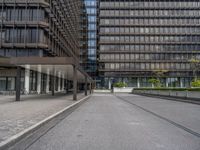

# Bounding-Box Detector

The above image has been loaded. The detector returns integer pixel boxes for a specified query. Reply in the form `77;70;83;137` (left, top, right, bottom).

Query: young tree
148;78;161;87
151;69;169;87
189;58;200;81
191;80;200;87
153;69;169;78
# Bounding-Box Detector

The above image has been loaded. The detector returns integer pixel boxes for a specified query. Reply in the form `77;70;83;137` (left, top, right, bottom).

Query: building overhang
0;57;93;83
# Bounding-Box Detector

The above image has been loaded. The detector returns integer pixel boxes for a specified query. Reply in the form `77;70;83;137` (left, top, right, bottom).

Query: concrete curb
133;93;200;105
0;95;91;150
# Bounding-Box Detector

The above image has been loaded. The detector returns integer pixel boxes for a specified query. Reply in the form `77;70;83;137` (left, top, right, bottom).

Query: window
0;77;6;91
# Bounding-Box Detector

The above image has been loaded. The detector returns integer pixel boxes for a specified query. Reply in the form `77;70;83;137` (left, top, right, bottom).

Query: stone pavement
0;92;86;143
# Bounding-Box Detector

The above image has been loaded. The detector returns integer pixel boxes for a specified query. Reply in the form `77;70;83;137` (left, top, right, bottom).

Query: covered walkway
0;57;94;101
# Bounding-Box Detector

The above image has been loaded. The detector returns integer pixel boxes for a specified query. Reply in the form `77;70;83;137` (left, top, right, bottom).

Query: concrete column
37;66;41;94
166;78;169;87
180;78;184;88
46;69;50;93
51;75;55;96
137;78;140;88
58;72;61;92
51;67;55;96
85;76;87;96
11;78;15;90
16;66;21;101
62;74;65;91
94;79;96;89
24;65;30;94
90;82;92;94
108;78;111;90
77;83;79;93
73;65;77;100
66;80;68;94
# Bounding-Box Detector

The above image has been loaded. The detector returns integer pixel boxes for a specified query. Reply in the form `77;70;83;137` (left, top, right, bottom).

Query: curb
133;93;200;105
0;95;91;150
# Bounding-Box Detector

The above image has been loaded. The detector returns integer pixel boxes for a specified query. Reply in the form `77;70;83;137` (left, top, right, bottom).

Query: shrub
113;82;127;88
148;78;161;87
191;80;200;87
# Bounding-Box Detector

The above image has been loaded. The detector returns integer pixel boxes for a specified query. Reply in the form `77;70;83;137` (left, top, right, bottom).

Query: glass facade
84;0;97;78
98;0;200;88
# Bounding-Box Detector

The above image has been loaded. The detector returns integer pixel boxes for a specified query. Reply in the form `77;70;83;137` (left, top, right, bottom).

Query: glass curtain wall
84;0;97;79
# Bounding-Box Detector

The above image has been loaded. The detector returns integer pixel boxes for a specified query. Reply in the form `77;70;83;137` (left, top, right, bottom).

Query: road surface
27;93;200;150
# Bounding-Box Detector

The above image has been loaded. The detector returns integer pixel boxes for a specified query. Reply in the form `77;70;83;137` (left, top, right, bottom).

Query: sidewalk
0;92;86;143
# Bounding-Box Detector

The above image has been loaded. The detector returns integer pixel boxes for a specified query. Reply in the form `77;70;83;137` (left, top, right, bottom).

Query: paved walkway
27;93;200;150
0;92;86;143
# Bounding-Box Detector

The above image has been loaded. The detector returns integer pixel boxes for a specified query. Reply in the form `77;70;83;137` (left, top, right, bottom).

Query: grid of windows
100;62;191;70
100;45;200;52
99;1;200;8
98;0;200;87
84;0;97;77
100;10;200;17
0;0;82;58
100;53;200;61
100;18;200;26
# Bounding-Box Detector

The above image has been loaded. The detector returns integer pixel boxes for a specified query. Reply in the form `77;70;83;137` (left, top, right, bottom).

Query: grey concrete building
97;0;200;88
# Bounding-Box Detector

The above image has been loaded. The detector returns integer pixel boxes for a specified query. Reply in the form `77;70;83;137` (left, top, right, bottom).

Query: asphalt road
27;94;200;150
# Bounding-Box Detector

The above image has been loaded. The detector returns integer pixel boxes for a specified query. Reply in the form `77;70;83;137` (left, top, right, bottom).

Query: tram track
115;95;200;138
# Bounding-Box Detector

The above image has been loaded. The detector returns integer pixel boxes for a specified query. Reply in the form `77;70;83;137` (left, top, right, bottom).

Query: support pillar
90;82;92;94
85;76;87;96
66;80;68;94
73;65;77;100
58;72;61;92
77;83;79;93
137;78;140;88
37;66;41;94
51;75;55;96
16;66;21;101
51;67;55;96
108;78;111;90
24;65;30;94
166;78;169;87
11;78;15;90
180;78;184;88
62;74;65;91
46;69;50;93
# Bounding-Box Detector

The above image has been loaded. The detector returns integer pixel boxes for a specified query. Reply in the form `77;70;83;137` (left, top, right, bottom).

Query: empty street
27;94;200;150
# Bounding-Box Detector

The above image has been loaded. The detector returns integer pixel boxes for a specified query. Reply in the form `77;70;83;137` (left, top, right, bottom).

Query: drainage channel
115;95;200;138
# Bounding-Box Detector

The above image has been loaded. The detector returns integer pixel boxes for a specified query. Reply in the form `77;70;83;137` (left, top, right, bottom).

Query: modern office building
80;2;89;71
98;0;200;88
84;0;98;79
0;0;89;93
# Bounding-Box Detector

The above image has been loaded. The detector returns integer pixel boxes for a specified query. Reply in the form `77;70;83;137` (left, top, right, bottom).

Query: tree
148;78;161;87
151;69;169;87
191;80;200;87
189;58;200;81
153;69;169;78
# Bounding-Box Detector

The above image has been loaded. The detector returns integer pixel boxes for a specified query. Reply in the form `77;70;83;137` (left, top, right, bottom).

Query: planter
113;87;134;93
